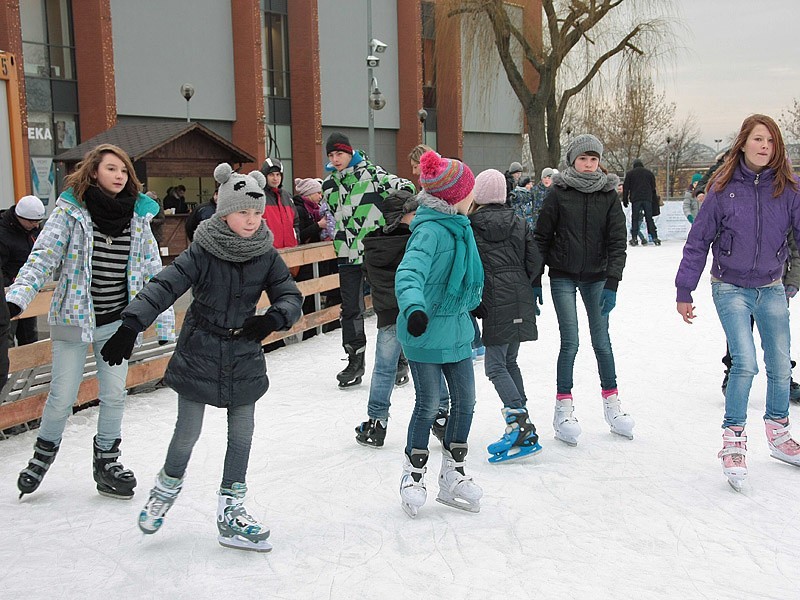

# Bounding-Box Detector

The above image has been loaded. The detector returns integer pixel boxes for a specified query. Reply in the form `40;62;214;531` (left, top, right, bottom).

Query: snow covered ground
2;240;800;600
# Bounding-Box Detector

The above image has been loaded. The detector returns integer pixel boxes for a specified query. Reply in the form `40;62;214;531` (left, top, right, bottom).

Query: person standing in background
623;159;660;246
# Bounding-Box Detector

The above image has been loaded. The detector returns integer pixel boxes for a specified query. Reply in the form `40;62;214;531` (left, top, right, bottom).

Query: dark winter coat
362;224;410;328
470;205;543;345
622;164;657;205
121;243;303;408
675;159;800;302
0;207;41;286
534;181;627;286
185;200;216;242
0;254;8;386
263;186;299;249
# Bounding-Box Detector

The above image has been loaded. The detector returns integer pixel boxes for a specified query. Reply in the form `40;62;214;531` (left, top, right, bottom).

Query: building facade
0;0;537;210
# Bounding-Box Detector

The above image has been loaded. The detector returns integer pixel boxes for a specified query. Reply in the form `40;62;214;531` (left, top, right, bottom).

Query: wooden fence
0;242;340;437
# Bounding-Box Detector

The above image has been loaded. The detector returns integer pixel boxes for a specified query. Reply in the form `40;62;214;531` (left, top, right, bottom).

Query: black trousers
631;200;658;239
338;262;366;352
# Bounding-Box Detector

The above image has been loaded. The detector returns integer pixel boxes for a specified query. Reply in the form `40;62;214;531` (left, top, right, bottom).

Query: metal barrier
0;242;340;437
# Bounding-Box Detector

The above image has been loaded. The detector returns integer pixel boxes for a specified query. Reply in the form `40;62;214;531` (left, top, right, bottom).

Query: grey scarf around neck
555;167;619;194
193;214;274;262
417;190;457;214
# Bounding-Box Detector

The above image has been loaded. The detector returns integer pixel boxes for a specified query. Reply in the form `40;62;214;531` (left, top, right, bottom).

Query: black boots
337;345;366;388
355;418;387;448
18;438;60;499
93;436;137;499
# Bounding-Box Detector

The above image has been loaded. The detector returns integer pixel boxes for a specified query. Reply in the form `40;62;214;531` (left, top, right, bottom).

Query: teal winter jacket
395;194;483;364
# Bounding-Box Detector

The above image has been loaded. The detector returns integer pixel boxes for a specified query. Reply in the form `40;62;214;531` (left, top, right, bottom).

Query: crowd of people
3;113;800;549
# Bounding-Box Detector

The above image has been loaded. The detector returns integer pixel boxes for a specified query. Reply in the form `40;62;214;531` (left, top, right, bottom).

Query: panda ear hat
248;170;266;189
213;163;267;217
214;163;233;185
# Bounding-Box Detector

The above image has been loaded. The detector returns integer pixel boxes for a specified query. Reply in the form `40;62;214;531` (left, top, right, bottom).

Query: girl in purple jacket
675;114;800;490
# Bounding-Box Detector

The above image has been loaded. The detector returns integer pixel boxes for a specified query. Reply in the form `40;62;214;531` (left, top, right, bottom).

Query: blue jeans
712;282;791;427
164;396;256;488
405;358;475;454
39;321;129;449
367;325;449;420
550;278;617;394
484;342;527;409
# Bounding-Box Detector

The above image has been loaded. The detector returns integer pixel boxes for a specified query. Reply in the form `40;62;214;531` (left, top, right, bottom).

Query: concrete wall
462;132;524;176
321;126;399;177
110;0;236;121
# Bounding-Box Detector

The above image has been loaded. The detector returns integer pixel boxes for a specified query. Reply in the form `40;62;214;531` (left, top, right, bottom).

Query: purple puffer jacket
675;159;800;303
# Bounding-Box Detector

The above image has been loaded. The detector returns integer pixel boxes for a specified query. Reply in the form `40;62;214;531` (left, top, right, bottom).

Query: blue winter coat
395;198;483;364
675;159;800;303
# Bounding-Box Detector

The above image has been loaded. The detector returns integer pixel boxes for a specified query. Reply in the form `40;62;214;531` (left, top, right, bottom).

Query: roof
55;121;255;164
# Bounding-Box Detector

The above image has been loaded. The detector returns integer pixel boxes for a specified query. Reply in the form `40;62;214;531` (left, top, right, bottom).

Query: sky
2;220;800;599
662;0;798;149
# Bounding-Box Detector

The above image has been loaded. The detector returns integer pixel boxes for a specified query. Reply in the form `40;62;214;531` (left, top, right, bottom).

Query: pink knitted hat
473;169;507;205
294;177;322;197
419;151;475;205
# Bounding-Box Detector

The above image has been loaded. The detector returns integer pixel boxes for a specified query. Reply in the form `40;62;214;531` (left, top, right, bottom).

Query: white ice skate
139;470;183;534
217;483;272;552
603;393;635;440
436;443;482;513
553;398;581;446
400;449;429;518
719;427;747;492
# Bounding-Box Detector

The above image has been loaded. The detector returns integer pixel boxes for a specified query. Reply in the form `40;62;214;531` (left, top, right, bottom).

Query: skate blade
610;428;634;440
338;377;363;389
435;495;480;513
218;534;273;553
727;478;746;492
355;438;384;449
554;434;578;447
401;501;419;518
488;443;542;464
770;452;800;467
97;488;134;500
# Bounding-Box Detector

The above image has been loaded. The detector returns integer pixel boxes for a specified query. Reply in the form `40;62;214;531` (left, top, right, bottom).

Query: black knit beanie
326;132;353;156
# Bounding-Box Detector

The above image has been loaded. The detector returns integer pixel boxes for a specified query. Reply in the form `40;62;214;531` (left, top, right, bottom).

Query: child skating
101;163;302;550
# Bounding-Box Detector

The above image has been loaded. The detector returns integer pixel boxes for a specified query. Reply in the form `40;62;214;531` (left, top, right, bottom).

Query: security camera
371;39;388;54
366;55;380;68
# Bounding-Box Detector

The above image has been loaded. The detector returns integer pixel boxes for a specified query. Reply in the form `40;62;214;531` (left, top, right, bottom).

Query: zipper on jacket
580;195;588;275
752;172;761;273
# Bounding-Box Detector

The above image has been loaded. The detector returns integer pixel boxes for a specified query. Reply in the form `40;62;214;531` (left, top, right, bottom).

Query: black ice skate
337;345;365;388
355;418;387;448
395;352;409;387
18;438;60;499
93;437;137;499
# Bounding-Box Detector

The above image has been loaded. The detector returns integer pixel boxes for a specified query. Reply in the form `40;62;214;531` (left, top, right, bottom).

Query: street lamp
418;109;428;146
180;83;194;123
665;136;672;200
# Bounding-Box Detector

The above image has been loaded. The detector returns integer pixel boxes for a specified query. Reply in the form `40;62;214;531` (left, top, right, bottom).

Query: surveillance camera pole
367;0;375;160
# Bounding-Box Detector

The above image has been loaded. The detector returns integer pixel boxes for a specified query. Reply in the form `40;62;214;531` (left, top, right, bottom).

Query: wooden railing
0;242;340;435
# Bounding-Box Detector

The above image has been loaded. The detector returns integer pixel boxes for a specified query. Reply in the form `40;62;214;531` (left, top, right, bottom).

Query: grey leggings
163;396;256;488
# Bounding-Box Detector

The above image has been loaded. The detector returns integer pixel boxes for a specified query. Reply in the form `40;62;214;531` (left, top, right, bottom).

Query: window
261;3;292;167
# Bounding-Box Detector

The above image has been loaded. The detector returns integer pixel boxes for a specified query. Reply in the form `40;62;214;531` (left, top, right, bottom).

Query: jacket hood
363;229;410;269
469;205;516;243
325;150;365;173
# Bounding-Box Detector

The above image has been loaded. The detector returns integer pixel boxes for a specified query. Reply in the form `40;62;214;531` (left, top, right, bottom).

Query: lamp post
365;0;387;159
180;83;194;123
418;109;428;146
665;136;672;200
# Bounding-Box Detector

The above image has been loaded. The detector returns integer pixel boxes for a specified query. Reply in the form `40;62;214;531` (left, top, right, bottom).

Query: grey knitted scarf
555;166;620;194
193;214;274;262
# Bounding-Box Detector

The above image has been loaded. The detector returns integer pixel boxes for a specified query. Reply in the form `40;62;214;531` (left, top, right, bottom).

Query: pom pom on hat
566;134;604;166
473;169;507;205
213;163;267;217
419;151;475;205
15;195;46;220
294;177;322;197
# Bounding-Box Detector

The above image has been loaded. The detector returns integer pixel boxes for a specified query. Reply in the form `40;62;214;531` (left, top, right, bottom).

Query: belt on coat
189;311;243;339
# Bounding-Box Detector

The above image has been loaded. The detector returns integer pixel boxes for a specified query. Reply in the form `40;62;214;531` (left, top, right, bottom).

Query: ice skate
355;418;387;448
487;407;542;463
400;449;429;518
721;369;729;397
139;470;184;534
17;438;60;499
217;483;272;552
337;345;365;388
765;418;800;467
436;443;482;513
431;409;448;444
553;396;581;446
718;426;747;492
93;437;137;499
791;380;800;402
602;392;635;440
395;353;409;387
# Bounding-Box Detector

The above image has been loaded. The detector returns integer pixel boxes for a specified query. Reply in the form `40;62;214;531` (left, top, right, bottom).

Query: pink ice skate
718;426;747;491
765;418;800;467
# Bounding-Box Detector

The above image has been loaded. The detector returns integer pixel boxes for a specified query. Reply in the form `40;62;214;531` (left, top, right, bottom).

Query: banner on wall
30;157;54;206
623;200;690;242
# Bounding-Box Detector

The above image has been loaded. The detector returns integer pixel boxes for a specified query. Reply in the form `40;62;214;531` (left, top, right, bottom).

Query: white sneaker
436;443;482;513
553;397;581;446
603;393;635;440
400;449;429;518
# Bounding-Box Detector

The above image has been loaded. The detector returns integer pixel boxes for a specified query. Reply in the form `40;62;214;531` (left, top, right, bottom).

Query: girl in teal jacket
395;151;484;517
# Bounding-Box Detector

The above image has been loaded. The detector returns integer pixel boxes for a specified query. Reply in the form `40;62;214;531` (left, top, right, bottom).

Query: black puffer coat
0;207;41;286
362;224;410;328
534;181;627;285
470;205;543;346
121;243;302;408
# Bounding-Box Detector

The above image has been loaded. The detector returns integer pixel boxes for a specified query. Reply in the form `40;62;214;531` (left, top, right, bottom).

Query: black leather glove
470;303;488;319
407;310;428;337
7;302;21;318
101;324;138;366
158;340;170;346
239;312;283;342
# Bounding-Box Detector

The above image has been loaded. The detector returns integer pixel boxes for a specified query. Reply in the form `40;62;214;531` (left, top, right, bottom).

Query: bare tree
780;98;800;143
445;0;676;175
660;115;702;198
